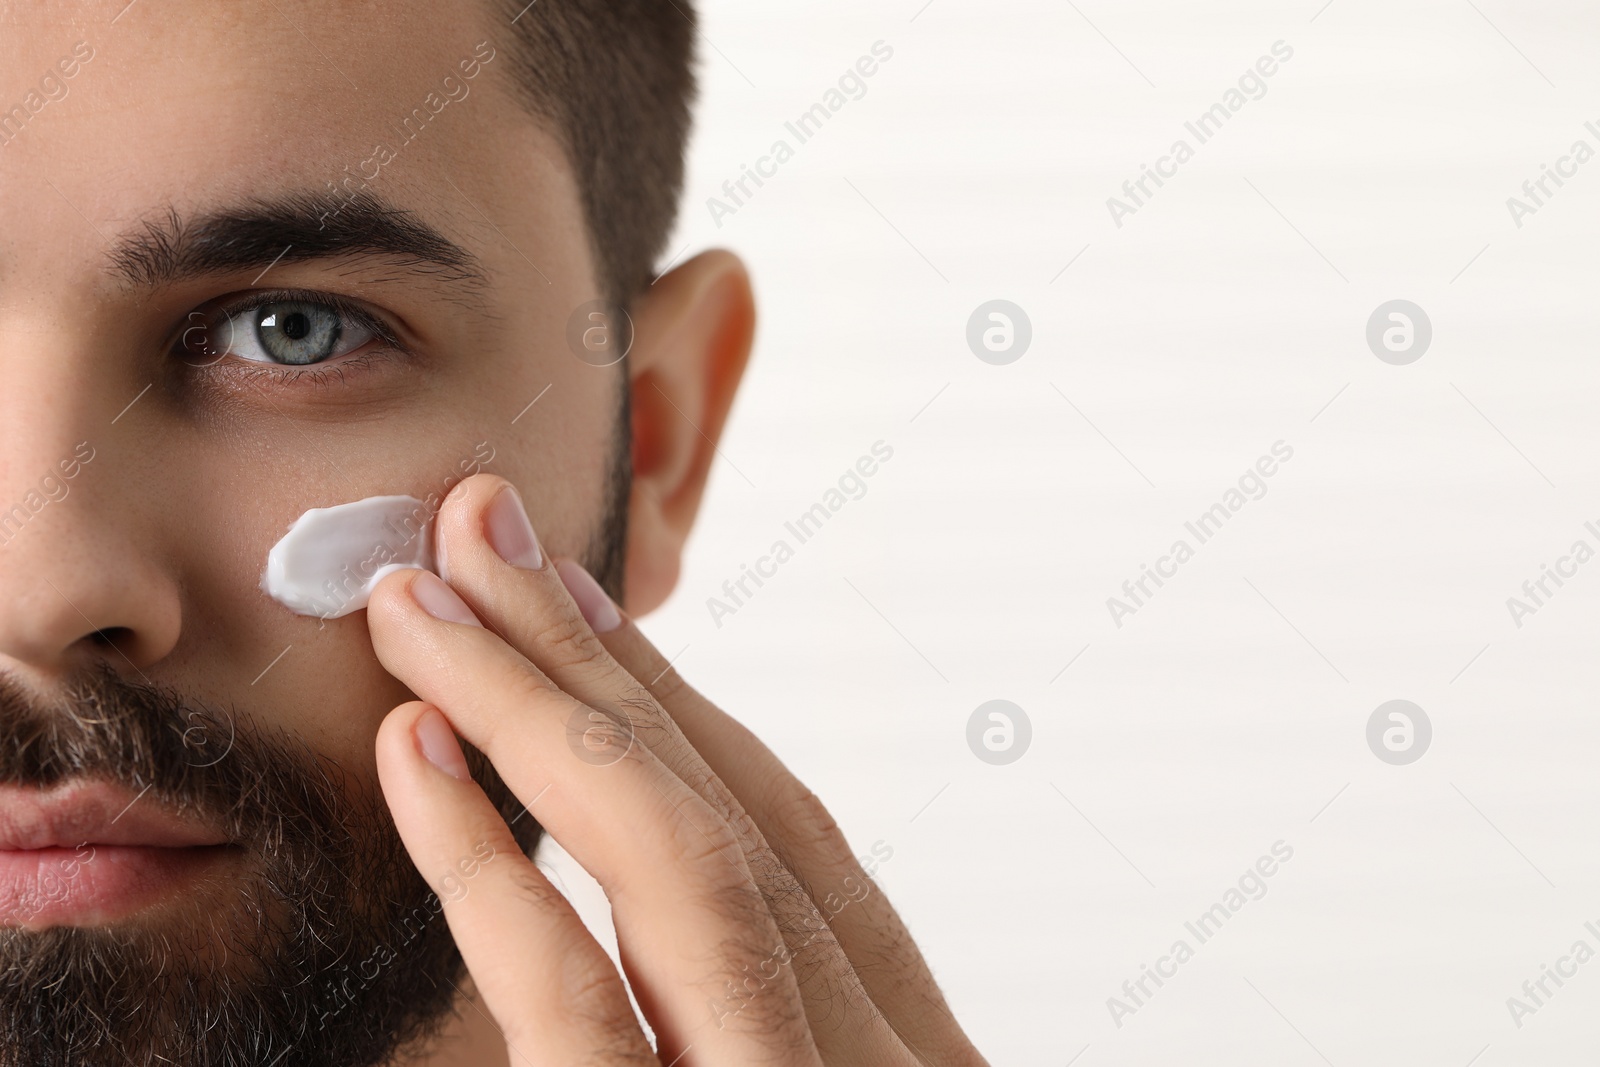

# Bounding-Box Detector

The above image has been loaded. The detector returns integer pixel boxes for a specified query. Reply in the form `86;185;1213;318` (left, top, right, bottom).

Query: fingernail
556;559;622;633
434;518;451;584
414;707;471;782
485;485;542;570
411;570;483;627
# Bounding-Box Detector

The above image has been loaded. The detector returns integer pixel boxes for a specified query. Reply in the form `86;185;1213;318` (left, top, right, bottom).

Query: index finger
374;699;650;1066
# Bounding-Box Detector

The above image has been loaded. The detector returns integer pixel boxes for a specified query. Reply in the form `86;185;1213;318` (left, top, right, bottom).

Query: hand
365;474;988;1066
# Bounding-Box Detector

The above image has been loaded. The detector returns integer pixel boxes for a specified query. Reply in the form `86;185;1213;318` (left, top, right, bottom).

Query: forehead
0;0;537;261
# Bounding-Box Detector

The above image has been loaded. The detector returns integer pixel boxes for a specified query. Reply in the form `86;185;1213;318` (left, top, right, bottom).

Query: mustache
0;663;469;1065
0;661;349;848
0;661;537;856
0;661;545;1065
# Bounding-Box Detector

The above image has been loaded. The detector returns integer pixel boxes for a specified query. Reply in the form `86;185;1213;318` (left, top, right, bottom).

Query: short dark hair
495;0;698;307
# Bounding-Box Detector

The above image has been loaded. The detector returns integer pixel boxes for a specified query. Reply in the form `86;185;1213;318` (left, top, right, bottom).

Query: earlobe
620;250;755;616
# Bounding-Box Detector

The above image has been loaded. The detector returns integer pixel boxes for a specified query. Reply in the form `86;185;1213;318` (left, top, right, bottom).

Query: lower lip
0;844;238;928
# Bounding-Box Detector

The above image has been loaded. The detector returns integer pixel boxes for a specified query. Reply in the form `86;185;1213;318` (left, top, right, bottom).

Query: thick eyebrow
107;191;490;303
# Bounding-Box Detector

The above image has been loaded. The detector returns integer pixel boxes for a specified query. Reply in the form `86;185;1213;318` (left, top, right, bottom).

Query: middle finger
366;568;820;1066
432;474;910;1059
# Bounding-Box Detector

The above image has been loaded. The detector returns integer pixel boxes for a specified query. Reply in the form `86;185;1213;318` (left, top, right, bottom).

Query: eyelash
173;288;407;387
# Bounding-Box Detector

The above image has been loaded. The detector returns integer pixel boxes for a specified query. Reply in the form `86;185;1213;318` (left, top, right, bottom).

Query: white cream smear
262;495;437;618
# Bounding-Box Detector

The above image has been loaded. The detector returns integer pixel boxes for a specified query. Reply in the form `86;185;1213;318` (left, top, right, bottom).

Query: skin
0;0;987;1063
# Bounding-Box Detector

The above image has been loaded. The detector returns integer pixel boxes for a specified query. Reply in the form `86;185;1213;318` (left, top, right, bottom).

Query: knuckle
507;959;651;1065
500;856;568;913
474;660;562;755
557;955;633;1025
773;783;852;866
667;799;747;875
719;800;766;853
565;701;644;768
432;820;515;896
748;846;814;925
528;609;607;671
647;660;695;703
706;934;814;1047
743;850;857;983
502;658;563;709
673;758;730;812
494;880;656;1062
611;685;669;745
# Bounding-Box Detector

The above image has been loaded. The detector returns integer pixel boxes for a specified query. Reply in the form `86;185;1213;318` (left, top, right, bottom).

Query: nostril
90;627;134;650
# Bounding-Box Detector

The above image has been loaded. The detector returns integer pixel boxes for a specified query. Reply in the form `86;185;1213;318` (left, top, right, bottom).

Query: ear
622;249;755;616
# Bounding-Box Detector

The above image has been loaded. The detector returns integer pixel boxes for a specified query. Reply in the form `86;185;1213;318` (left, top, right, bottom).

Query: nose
0;393;182;682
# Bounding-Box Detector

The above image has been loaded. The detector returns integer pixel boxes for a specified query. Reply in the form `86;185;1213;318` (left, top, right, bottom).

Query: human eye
174;290;400;372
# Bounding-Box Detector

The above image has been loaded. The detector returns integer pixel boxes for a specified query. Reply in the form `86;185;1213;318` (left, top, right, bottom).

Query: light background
539;1;1600;1062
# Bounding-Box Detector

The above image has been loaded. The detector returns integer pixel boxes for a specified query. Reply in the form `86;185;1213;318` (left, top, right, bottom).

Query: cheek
490;416;618;562
446;333;623;566
167;453;440;769
179;494;414;769
165;309;616;771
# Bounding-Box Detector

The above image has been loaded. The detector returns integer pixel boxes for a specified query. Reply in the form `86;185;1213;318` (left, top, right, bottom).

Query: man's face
0;0;626;1061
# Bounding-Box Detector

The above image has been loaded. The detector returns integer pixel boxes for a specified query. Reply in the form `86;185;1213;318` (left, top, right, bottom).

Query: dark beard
0;662;538;1067
0;423;630;1065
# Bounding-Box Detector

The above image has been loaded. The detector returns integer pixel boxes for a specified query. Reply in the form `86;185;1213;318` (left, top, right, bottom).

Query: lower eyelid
206;345;407;391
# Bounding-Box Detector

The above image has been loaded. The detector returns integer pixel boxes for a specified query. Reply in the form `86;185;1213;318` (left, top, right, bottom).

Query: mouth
0;779;239;929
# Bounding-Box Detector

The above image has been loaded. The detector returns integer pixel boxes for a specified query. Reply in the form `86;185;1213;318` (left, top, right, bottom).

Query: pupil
282;312;311;341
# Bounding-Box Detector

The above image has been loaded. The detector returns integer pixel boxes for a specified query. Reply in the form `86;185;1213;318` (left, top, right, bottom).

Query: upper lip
0;779;229;850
